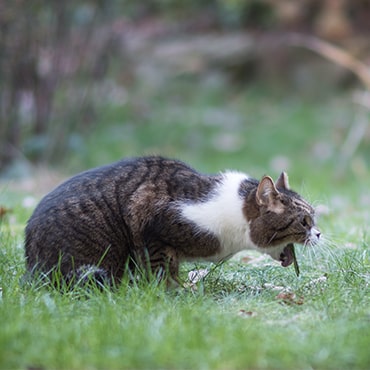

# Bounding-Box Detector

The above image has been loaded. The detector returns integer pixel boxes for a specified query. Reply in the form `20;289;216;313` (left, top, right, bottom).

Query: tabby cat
25;156;320;286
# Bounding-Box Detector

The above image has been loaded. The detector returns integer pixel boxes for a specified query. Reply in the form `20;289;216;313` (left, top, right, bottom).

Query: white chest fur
179;171;258;262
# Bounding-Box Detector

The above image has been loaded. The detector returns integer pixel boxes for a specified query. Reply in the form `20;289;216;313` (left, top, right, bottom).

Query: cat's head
244;172;320;267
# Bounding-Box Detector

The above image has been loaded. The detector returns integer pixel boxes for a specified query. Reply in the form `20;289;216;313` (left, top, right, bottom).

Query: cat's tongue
280;244;295;267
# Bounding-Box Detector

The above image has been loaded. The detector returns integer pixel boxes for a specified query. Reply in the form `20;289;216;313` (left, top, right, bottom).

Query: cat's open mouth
280;243;300;276
280;244;294;267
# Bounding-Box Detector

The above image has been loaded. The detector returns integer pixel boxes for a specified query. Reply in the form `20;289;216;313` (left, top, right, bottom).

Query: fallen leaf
241;256;253;263
188;269;209;284
276;292;304;305
238;309;257;318
0;206;12;220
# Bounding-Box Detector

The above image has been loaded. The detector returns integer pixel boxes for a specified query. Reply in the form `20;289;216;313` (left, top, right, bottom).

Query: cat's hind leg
135;244;181;288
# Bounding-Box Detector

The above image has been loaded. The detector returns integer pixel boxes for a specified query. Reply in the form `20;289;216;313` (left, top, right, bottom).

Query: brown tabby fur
24;156;320;287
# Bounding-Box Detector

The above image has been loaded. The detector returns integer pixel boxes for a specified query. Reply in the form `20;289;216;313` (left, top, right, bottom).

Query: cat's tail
21;263;112;291
67;264;112;290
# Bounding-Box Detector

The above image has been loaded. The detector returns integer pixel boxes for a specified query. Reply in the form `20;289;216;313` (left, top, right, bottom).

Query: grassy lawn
0;80;369;369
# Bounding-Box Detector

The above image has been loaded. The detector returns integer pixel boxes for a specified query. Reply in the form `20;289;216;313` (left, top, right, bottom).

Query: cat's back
28;157;136;217
28;156;214;220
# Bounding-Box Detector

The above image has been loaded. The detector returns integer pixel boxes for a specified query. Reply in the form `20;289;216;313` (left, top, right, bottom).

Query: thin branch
287;33;370;90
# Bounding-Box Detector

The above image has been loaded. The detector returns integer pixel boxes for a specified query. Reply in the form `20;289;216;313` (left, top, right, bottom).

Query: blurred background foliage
0;0;369;194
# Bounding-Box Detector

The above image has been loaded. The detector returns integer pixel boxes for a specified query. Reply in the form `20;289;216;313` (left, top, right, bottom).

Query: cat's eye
301;216;312;228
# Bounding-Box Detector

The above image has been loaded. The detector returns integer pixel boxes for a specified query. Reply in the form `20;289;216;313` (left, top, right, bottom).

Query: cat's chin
263;243;294;267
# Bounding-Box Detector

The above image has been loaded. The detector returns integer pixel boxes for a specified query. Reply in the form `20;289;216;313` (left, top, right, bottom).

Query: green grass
1;80;369;369
0;219;369;369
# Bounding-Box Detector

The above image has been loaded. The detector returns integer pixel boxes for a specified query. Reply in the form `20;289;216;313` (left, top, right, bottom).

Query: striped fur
24;156;320;287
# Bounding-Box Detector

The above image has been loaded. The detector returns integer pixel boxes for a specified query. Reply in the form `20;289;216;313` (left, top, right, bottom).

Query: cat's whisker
300;232;341;272
267;232;278;246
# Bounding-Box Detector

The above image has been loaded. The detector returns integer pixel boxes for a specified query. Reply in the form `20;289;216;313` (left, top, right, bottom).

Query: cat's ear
256;176;279;207
276;172;290;190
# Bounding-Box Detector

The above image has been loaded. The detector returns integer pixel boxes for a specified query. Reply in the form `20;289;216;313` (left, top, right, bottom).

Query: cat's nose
311;227;320;241
313;228;320;239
